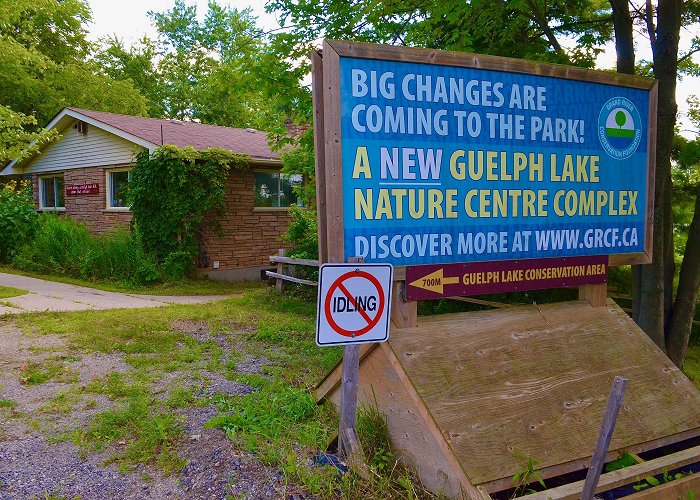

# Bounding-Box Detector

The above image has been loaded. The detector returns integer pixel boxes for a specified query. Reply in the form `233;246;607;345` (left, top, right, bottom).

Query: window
254;172;303;208
39;175;65;210
107;168;132;209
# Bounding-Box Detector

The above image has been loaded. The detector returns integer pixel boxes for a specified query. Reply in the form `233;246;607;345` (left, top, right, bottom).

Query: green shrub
160;251;192;282
12;214;159;285
283;205;318;260
0;179;38;262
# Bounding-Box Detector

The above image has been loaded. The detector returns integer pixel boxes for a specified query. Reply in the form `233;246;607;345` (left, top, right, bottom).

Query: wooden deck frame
524;444;700;500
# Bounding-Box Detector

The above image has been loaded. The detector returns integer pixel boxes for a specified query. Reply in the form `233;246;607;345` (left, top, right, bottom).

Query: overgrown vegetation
128;145;249;275
11;214;161;285
0;180;38;262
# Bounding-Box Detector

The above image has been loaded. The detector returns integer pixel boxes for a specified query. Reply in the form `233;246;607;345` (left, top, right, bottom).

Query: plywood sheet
388;299;700;486
326;344;477;497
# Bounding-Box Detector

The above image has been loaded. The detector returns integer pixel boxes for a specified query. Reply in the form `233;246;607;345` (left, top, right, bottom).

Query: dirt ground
0;323;292;500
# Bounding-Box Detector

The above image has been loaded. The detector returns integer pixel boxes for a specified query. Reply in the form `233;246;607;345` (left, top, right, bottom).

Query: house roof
67;108;280;161
2;107;282;175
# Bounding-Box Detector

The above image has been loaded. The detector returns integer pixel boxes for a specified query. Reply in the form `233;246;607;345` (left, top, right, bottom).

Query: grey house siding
24;121;143;174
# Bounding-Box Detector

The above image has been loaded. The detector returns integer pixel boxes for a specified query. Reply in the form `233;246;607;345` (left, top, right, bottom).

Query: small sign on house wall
66;183;99;196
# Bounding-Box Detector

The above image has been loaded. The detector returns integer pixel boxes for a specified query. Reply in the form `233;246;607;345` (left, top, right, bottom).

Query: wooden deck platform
316;299;700;498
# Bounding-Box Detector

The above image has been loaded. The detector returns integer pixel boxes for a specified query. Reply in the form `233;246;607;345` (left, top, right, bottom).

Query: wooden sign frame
309;42;700;500
313;40;658;271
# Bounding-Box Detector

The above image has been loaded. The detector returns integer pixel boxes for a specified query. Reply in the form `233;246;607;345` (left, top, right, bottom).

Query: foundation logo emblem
598;97;642;160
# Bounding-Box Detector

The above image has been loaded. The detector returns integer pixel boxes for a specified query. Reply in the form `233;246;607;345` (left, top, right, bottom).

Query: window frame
38;174;65;211
253;170;304;210
105;167;133;211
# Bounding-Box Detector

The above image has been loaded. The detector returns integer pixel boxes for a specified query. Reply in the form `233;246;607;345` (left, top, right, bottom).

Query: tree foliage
0;107;59;165
0;0;147;123
96;0;309;131
267;0;612;66
0;0;148;163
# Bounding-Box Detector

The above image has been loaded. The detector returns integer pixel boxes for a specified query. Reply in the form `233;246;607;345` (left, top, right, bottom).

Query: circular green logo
598;97;642;160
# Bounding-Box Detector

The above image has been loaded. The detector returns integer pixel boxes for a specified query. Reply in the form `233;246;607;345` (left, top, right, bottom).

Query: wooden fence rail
267;249;320;292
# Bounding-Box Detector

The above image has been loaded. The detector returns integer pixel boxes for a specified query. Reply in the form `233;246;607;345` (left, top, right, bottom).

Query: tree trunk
632;266;642;322
667;182;700;366
609;0;635;74
636;0;681;351
608;0;641;322
663;177;675;331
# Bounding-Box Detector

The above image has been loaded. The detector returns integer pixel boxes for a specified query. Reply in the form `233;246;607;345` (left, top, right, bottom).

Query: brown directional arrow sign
405;256;609;301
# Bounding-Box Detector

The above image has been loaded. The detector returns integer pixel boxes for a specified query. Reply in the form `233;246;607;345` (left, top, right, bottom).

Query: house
1;107;302;280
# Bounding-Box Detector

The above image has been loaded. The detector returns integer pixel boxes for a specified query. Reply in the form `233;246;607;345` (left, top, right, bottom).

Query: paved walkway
0;273;234;314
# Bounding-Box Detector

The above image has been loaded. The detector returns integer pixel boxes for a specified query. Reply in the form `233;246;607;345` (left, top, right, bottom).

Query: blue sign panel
338;56;650;266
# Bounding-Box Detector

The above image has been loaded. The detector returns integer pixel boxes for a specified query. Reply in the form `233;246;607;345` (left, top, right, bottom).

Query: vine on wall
129;145;250;274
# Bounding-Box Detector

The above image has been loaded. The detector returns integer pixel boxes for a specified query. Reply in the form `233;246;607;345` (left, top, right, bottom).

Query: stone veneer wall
199;169;293;277
32;167;294;279
31;166;133;232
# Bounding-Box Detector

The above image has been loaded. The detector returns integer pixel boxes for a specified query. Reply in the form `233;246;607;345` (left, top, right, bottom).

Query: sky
85;0;699;136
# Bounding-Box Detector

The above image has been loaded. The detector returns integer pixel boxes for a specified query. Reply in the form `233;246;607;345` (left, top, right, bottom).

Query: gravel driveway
0;322;291;499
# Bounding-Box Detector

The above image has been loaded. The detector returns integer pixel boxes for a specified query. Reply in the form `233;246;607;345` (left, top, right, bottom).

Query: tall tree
125;0;308;129
607;0;700;366
95;36;167;118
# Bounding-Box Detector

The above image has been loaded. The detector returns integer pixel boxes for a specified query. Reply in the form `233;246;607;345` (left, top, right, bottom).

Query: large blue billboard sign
319;42;655;266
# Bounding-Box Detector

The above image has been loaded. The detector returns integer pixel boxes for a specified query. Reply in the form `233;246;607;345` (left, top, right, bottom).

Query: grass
8;286;351;491
0;265;253;296
19;358;79;385
683;345;700;389
6;283;458;497
10;282;430;498
73;389;186;475
0;285;27;299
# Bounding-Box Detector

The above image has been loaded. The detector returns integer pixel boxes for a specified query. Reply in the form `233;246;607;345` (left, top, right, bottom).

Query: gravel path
0;324;291;500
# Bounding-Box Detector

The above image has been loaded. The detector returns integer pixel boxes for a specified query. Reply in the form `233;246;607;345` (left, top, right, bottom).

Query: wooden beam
337;255;366;457
321;41;344;264
625;471;700;499
523;444;700;500
325;39;656;90
339;427;370;479
314;343;377;403
311;50;328;264
338;344;360;457
269;255;320;267
275;248;285;293
579;283;608;307
581;376;629;500
449;296;513;309
391;281;417;328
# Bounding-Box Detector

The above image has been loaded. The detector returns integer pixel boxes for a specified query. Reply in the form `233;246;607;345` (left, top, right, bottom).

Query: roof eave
248;157;283;167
